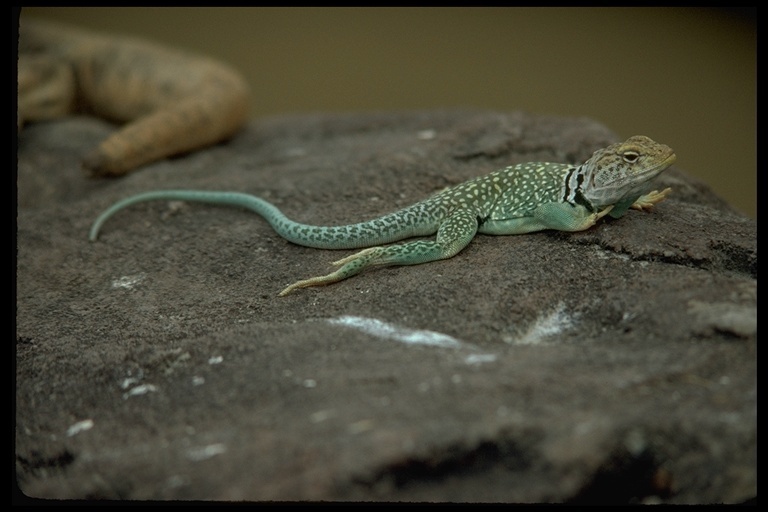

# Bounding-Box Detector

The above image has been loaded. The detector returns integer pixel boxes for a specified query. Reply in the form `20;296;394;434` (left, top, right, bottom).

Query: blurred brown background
18;7;755;217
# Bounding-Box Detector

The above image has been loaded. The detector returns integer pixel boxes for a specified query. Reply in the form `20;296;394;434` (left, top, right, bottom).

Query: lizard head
580;135;676;207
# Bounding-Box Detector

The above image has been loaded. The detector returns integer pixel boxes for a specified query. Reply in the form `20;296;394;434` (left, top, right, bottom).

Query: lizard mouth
659;153;677;168
640;152;676;180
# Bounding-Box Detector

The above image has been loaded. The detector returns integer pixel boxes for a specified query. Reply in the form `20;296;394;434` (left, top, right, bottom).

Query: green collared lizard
89;135;675;295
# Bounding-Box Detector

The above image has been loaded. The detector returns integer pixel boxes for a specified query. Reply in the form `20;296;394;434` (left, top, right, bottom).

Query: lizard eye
622;151;640;163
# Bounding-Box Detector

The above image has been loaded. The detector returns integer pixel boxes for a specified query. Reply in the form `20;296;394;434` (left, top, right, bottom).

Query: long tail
88;190;435;249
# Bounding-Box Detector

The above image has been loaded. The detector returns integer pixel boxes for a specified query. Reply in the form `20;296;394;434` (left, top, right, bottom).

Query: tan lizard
18;18;250;177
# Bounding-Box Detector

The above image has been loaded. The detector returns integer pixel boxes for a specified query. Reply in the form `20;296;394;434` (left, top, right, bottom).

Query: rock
15;110;755;503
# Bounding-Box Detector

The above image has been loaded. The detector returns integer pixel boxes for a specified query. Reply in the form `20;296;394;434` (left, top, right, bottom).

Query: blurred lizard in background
18;18;250;177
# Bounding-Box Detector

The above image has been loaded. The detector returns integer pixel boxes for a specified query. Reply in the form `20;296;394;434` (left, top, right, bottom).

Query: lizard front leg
607;187;672;218
480;202;614;235
630;187;672;211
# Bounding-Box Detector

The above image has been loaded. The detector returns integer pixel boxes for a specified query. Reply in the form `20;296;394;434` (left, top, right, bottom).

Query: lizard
88;135;676;296
18;18;249;177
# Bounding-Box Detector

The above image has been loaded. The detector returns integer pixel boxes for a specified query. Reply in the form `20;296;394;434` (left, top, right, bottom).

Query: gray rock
16;110;756;503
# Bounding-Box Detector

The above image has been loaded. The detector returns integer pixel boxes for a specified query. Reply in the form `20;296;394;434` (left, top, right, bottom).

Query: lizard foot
631;188;672;211
278;247;380;296
571;204;615;231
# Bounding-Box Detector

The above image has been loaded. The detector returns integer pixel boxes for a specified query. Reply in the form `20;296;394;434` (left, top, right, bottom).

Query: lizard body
89;136;675;295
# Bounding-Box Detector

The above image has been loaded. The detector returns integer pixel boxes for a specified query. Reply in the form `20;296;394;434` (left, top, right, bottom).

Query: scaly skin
18;18;249;177
89;136;676;295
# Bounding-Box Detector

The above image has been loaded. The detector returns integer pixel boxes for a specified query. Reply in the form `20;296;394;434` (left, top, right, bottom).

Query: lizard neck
562;165;597;212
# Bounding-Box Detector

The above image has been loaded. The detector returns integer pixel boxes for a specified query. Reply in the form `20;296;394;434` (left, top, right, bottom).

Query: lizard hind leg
278;241;447;296
278;209;479;296
278;247;381;296
279;243;439;296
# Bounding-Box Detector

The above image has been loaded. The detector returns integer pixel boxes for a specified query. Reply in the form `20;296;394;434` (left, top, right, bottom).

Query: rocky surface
15;110;756;503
